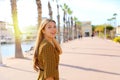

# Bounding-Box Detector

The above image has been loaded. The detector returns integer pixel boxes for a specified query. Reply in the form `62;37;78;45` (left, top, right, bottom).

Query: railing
1;39;14;44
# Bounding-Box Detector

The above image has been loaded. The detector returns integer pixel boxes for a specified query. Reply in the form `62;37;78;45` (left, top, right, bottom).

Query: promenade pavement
0;37;120;80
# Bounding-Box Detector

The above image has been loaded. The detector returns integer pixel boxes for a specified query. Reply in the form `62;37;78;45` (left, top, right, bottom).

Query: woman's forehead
46;21;55;26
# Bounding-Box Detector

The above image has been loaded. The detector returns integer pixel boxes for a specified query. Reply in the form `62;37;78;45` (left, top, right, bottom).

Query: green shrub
113;37;120;43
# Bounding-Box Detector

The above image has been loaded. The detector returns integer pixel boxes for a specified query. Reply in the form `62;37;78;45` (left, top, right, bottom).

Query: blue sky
65;0;120;25
0;0;120;30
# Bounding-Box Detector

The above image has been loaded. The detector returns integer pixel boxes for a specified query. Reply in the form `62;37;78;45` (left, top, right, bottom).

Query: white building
81;21;92;37
0;21;14;43
116;26;120;34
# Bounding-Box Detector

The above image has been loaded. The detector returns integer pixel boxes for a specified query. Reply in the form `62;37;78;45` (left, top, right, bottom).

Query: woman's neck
44;36;55;47
44;36;53;42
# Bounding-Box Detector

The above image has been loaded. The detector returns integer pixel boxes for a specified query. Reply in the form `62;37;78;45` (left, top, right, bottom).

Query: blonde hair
33;19;62;71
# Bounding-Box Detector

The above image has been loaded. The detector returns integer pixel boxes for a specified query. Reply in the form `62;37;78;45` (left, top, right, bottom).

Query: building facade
81;21;92;37
0;21;14;43
116;26;120;34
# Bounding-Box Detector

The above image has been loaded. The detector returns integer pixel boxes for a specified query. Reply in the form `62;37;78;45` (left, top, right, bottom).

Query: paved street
0;37;120;80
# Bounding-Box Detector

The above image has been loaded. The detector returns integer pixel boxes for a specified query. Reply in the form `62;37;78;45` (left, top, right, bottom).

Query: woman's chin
49;36;55;39
51;35;56;38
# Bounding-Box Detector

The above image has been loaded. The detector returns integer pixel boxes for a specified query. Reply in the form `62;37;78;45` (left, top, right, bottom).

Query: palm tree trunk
57;4;61;43
66;20;69;41
74;22;77;39
10;0;23;58
71;17;74;40
48;1;53;19
36;0;42;28
63;11;66;42
68;17;71;40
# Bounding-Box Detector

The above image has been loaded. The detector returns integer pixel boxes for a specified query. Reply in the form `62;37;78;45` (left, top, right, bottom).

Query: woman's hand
46;77;54;80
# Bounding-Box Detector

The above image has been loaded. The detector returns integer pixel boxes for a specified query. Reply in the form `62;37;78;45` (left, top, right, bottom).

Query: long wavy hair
33;19;62;71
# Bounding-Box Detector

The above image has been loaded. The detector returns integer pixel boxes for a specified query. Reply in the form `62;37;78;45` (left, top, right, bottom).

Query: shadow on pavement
64;52;120;58
60;63;120;76
0;64;35;73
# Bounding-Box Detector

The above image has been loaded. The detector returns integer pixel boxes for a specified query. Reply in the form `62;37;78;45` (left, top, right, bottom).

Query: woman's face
43;21;57;39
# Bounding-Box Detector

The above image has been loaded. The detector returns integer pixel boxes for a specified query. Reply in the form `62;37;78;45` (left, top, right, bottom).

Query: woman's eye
48;26;56;29
48;26;52;29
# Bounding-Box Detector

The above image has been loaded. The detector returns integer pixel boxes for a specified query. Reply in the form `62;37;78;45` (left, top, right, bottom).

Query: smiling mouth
52;34;55;36
51;32;56;35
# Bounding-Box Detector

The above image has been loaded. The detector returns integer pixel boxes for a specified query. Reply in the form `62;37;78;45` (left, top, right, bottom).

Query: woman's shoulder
40;39;53;49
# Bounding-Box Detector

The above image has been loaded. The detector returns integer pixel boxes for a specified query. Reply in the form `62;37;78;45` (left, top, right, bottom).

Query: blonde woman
33;19;62;80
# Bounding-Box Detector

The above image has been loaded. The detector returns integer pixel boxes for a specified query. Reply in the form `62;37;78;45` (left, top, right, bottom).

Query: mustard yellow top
38;39;59;79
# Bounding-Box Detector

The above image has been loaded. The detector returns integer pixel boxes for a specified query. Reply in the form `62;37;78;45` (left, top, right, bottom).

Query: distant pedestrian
78;35;80;39
78;34;82;39
91;32;94;38
33;19;62;80
80;35;82;39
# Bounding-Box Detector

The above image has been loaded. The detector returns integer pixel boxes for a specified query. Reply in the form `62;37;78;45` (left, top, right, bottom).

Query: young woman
33;19;62;80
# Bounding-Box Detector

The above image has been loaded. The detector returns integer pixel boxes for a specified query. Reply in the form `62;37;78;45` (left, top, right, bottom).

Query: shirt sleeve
42;43;56;79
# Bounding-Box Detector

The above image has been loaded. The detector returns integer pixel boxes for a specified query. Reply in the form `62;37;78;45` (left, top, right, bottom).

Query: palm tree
48;1;53;19
36;0;42;28
113;13;117;27
67;7;73;40
73;17;78;39
76;21;82;37
55;0;61;43
113;13;117;17
10;0;24;58
60;3;68;42
71;17;74;39
107;18;112;25
48;0;61;43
